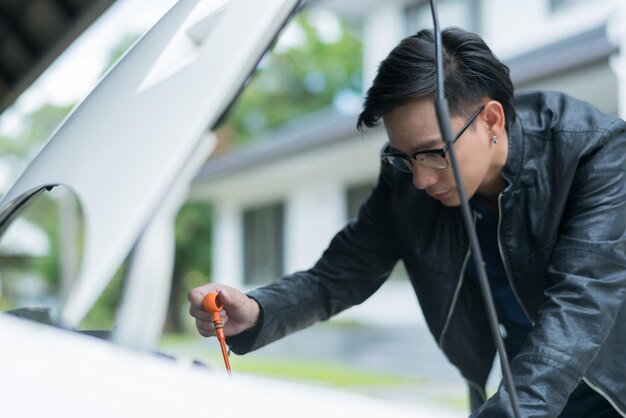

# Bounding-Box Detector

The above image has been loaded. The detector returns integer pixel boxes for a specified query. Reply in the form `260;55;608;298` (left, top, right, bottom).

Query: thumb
216;289;228;304
217;289;238;310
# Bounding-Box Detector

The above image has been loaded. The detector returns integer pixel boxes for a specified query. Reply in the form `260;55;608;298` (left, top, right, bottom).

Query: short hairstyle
357;27;515;132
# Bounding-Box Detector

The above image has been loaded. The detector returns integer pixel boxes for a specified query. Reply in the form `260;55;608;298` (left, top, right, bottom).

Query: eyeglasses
380;104;485;172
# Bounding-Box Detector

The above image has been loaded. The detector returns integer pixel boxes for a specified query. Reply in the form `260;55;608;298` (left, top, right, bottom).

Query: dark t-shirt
465;199;533;359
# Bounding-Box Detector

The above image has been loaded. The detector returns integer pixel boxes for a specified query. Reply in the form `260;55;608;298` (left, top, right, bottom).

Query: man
188;27;626;417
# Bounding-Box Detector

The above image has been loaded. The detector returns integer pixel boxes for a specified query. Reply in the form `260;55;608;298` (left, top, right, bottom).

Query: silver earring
491;135;497;144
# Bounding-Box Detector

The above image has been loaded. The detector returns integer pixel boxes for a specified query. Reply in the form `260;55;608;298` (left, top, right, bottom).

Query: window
243;202;284;285
345;182;374;221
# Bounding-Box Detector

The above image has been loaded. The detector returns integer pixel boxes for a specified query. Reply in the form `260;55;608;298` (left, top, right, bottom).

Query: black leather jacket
228;91;626;417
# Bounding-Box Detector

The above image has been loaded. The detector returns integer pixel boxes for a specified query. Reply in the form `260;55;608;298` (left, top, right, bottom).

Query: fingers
187;284;235;309
189;306;212;321
195;313;228;336
189;305;226;321
196;318;215;337
191;294;229;338
189;283;250;338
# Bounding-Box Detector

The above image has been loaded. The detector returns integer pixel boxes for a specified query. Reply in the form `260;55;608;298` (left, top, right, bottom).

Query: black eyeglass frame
381;104;485;172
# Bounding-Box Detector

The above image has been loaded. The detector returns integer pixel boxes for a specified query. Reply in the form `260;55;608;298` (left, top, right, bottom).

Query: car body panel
0;0;300;330
1;313;466;417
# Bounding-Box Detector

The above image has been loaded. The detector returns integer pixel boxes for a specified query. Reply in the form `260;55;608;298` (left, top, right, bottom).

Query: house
189;0;626;325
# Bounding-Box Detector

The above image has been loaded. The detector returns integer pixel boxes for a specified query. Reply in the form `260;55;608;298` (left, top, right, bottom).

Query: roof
194;106;360;182
0;0;115;114
507;24;616;85
193;22;617;183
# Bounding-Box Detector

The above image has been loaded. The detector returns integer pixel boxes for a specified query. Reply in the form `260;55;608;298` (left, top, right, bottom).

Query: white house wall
194;129;388;288
285;181;345;273
212;200;243;288
611;1;626;119
362;5;406;92
482;0;623;117
483;0;620;58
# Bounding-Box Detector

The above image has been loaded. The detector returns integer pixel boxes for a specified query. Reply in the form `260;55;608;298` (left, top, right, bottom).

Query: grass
159;333;417;389
158;332;469;413
434;394;470;411
232;356;414;387
0;296;12;311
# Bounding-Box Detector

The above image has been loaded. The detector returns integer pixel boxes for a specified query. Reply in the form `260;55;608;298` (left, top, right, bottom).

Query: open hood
0;0;301;338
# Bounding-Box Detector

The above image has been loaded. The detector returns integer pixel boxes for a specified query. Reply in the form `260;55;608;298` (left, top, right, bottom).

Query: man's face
382;98;499;206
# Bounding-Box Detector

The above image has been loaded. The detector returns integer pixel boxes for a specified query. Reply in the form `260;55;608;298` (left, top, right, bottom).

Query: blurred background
1;0;625;414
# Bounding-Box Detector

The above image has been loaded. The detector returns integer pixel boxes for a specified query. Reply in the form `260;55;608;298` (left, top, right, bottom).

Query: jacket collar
501;114;525;192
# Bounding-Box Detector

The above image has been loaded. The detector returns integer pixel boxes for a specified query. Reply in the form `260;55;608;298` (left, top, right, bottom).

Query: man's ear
482;100;506;138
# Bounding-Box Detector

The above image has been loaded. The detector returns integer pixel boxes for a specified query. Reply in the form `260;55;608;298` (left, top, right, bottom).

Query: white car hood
0;0;301;329
0;313;463;418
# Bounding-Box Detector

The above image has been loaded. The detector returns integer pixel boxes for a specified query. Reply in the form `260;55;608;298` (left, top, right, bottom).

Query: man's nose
412;162;438;190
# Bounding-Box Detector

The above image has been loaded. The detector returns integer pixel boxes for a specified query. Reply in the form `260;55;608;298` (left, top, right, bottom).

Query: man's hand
188;284;260;338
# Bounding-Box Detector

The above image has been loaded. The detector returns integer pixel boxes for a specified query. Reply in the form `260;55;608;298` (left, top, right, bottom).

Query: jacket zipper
439;213;486;400
582;377;626;417
438;212;475;347
467;378;488;405
497;193;534;325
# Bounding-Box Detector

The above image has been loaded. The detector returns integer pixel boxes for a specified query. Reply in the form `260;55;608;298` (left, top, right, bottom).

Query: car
0;0;463;416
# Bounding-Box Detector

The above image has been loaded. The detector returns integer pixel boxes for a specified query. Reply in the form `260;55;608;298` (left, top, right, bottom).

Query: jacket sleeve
474;120;626;416
227;166;400;354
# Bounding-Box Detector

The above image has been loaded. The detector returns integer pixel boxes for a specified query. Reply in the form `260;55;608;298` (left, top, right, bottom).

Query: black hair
357;27;515;132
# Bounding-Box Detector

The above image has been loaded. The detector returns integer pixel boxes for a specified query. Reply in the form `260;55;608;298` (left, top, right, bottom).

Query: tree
167;202;213;332
219;10;362;146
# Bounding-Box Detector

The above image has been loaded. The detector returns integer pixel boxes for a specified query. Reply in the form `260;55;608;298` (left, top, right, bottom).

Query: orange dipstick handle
202;292;232;375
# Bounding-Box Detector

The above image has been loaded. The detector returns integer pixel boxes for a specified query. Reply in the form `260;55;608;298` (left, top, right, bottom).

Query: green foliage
222;11;362;145
0;103;73;158
81;261;127;330
100;33;140;77
166;201;213;331
20;194;62;290
174;202;213;279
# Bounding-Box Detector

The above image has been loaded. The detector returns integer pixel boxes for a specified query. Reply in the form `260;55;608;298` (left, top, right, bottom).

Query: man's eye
417;153;439;161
